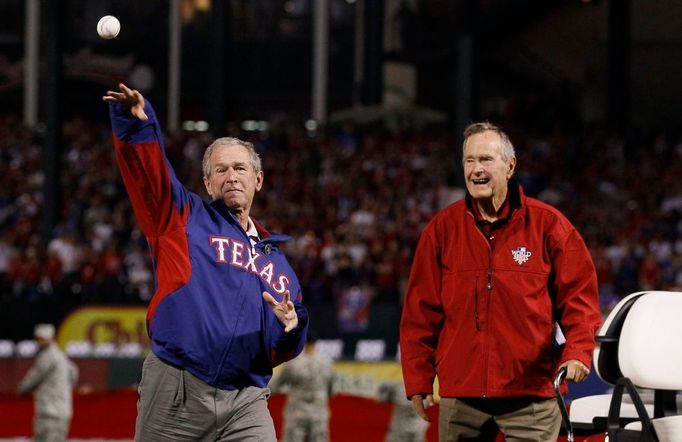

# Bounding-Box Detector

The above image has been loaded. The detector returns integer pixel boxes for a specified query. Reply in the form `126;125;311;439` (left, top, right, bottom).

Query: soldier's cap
34;324;55;340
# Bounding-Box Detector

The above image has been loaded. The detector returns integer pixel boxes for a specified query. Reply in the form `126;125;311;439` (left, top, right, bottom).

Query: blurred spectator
0;231;16;302
0;108;680;340
337;285;374;333
8;243;45;303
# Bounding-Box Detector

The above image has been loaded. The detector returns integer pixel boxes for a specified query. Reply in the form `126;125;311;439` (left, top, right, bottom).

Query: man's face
203;144;263;213
463;131;515;202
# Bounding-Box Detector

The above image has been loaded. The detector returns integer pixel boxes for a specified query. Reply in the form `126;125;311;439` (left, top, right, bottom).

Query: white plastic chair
604;291;682;441
570;292;655;431
570;291;682;440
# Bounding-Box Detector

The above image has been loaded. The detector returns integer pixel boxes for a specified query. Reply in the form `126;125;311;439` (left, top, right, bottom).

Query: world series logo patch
511;246;532;265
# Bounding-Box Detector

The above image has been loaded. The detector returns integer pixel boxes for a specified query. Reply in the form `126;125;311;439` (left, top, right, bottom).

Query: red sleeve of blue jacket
108;101;191;330
108;101;186;236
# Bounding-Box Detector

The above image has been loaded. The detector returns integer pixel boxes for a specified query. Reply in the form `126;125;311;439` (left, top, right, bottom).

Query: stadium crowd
1;110;681;342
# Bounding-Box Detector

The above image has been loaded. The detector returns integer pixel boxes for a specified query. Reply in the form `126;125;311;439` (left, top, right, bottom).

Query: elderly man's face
463;131;515;203
203;144;263;214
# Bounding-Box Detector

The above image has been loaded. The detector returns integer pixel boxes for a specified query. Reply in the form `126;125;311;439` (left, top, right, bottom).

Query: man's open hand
102;82;148;121
263;290;299;332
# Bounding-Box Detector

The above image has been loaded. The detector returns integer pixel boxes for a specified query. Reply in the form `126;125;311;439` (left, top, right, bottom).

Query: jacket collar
209;199;291;243
465;177;524;217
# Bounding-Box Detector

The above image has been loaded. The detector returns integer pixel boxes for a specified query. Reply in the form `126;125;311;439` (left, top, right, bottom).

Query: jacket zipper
474;281;481;331
484;253;492;397
466;196;526;397
467;212;494;397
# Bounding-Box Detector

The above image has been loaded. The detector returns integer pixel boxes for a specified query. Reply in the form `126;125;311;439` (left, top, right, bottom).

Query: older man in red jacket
400;122;602;441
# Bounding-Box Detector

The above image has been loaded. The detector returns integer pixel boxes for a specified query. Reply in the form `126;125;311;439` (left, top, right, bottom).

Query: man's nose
226;169;238;181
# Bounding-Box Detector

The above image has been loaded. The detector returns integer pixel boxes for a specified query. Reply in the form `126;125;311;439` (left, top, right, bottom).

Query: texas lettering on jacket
209;235;290;294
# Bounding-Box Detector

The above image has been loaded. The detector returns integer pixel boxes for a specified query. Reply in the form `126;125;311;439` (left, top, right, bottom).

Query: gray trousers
135;352;276;442
439;397;561;442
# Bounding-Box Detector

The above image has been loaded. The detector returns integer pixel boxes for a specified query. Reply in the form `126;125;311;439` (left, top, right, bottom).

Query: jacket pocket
436;271;480;367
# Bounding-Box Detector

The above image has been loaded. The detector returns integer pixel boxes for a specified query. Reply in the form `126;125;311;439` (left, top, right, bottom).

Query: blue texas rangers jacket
108;100;308;390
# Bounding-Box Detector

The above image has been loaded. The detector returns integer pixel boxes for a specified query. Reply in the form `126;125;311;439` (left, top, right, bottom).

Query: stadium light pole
362;0;384;105
41;0;64;243
454;0;475;144
353;0;365;106
209;0;230;136
167;0;182;133
605;0;630;132
23;0;39;128
312;0;329;124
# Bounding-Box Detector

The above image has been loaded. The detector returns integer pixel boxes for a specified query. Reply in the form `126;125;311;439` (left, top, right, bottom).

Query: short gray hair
462;122;516;163
202;137;262;178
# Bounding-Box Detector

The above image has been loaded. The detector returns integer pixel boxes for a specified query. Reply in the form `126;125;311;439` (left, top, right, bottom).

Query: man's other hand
410;394;434;422
263;290;299;332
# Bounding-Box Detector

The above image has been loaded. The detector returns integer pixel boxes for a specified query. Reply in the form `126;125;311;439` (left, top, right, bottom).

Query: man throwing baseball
103;83;308;441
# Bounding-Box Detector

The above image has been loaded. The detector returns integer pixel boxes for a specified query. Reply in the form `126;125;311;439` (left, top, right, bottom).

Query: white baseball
97;15;120;40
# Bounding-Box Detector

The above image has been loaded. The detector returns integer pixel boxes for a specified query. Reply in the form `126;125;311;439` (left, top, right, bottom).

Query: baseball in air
97;15;120;40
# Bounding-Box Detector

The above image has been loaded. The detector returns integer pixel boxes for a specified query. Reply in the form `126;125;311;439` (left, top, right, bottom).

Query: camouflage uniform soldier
378;381;429;442
18;324;79;442
270;332;336;442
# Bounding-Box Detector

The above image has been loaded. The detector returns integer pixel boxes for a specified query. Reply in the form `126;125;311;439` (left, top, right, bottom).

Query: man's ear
508;157;516;179
255;170;264;192
203;176;213;199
